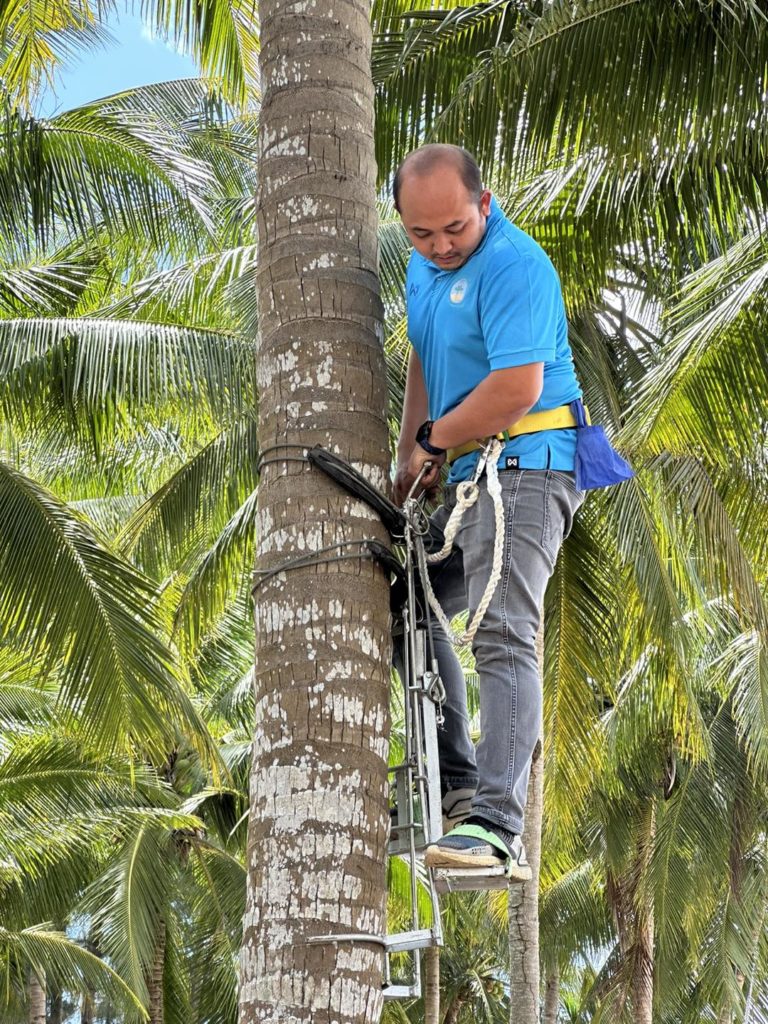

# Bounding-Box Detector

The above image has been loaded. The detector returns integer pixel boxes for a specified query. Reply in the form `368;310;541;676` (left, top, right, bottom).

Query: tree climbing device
306;440;512;1000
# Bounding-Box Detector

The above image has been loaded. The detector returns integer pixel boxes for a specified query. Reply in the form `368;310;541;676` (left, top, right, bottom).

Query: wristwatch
415;420;446;457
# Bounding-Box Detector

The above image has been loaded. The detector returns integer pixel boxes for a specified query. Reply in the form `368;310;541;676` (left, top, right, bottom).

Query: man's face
397;168;492;270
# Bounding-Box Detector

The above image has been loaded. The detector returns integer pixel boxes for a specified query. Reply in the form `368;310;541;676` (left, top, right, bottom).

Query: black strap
307;446;446;557
307;446;406;538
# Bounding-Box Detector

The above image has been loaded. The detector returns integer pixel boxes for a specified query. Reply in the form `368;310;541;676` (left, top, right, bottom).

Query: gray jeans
426;469;583;835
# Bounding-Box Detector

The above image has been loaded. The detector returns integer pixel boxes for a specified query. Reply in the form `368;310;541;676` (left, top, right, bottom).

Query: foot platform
433;864;511;893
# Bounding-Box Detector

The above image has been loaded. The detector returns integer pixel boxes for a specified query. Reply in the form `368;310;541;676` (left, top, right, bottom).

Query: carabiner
471;438;496;484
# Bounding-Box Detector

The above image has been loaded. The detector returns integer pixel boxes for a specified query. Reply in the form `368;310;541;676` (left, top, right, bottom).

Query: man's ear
480;189;492;216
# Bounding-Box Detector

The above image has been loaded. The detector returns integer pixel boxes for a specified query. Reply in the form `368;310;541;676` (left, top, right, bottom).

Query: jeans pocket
550;470;584;502
542;471;581;562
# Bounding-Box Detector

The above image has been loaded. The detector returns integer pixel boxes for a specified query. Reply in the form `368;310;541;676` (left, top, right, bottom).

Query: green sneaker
425;817;532;882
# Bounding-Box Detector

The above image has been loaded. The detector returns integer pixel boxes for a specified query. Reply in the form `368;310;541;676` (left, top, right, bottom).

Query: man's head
394;145;491;270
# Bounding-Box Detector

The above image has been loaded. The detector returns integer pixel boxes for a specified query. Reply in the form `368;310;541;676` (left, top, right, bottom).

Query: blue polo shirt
406;198;582;483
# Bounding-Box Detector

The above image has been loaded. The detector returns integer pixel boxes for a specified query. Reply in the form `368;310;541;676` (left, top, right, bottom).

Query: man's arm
393;350;432;505
428;363;543;450
394;361;543;504
396;348;430;467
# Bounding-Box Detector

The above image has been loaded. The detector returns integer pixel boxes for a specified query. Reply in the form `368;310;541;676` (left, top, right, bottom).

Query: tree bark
147;917;166;1024
509;738;543;1023
443;987;469;1024
238;0;391;1020
542;967;559;1024
27;970;45;1024
508;626;544;1024
423;945;440;1024
631;910;653;1024
630;805;655;1024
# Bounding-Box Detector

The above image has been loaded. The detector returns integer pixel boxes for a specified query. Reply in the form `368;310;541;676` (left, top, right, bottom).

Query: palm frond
628;230;768;458
83;812;201;1005
0;83;234;247
0;461;208;754
174;487;257;651
375;0;768;187
0;648;56;734
0;0;114;105
0;317;252;426
142;0;260;107
0;925;145;1019
543;510;616;845
117;415;258;573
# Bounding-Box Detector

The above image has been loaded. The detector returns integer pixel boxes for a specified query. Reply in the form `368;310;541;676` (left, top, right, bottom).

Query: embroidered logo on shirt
409;283;419;296
505;456;520;469
449;278;468;304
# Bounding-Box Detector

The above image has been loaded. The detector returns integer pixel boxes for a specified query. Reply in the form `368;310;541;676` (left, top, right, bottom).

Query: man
393;144;584;879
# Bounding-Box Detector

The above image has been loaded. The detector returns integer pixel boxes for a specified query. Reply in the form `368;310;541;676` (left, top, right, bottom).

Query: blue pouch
570;400;634;491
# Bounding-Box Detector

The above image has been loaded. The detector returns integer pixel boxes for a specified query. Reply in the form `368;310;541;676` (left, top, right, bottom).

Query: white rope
422;439;506;647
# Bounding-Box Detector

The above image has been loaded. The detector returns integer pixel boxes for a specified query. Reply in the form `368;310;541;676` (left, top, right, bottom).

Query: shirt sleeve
479;252;562;371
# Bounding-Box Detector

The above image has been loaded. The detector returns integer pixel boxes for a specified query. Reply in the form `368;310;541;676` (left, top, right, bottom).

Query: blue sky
37;10;199;117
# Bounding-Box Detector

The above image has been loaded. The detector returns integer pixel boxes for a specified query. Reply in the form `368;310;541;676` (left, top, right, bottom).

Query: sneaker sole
424;844;533;882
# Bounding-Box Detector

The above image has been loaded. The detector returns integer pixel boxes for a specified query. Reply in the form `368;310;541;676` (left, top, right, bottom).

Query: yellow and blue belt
447;403;590;465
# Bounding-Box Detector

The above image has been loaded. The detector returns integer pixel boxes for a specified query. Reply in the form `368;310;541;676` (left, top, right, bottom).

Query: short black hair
393;145;483;212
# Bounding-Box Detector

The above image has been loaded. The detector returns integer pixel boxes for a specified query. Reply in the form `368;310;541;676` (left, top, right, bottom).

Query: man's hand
393;445;446;506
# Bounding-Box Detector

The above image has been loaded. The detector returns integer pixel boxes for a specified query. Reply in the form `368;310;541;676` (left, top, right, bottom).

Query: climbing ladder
307;448;511;1001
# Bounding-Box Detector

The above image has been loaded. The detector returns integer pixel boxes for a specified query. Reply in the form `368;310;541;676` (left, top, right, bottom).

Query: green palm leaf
0;81;236;247
0;648;56;732
0;460;207;754
83;812;202;1006
0;0;114;105
543;511;616;844
0;317;252;426
174;488;257;650
117;415;258;570
0;924;146;1019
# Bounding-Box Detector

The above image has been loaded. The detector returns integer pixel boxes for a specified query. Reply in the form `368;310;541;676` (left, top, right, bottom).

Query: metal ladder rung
383;983;420;1000
385;928;438;954
433;865;510;893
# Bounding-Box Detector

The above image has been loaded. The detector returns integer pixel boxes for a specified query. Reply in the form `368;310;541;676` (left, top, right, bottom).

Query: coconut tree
238;0;394;1016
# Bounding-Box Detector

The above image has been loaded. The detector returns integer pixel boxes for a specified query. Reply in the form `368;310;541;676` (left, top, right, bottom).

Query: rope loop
455;480;479;507
420;438;506;647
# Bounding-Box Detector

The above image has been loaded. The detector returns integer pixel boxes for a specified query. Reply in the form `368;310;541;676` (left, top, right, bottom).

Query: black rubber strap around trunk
307;446;407;539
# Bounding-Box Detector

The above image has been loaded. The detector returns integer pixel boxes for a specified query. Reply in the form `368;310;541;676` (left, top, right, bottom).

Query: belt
447;403;589;464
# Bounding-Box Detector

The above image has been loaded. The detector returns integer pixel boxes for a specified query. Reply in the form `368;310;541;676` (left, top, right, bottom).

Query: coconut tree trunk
508;626;544;1023
630;803;655;1024
238;0;391;1021
147;917;166;1024
423;945;440;1024
27;970;45;1024
444;987;470;1024
509;737;543;1023
542;967;559;1024
631;909;653;1024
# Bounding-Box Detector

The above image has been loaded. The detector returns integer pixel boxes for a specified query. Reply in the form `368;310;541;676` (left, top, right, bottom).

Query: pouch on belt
570;399;634;490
